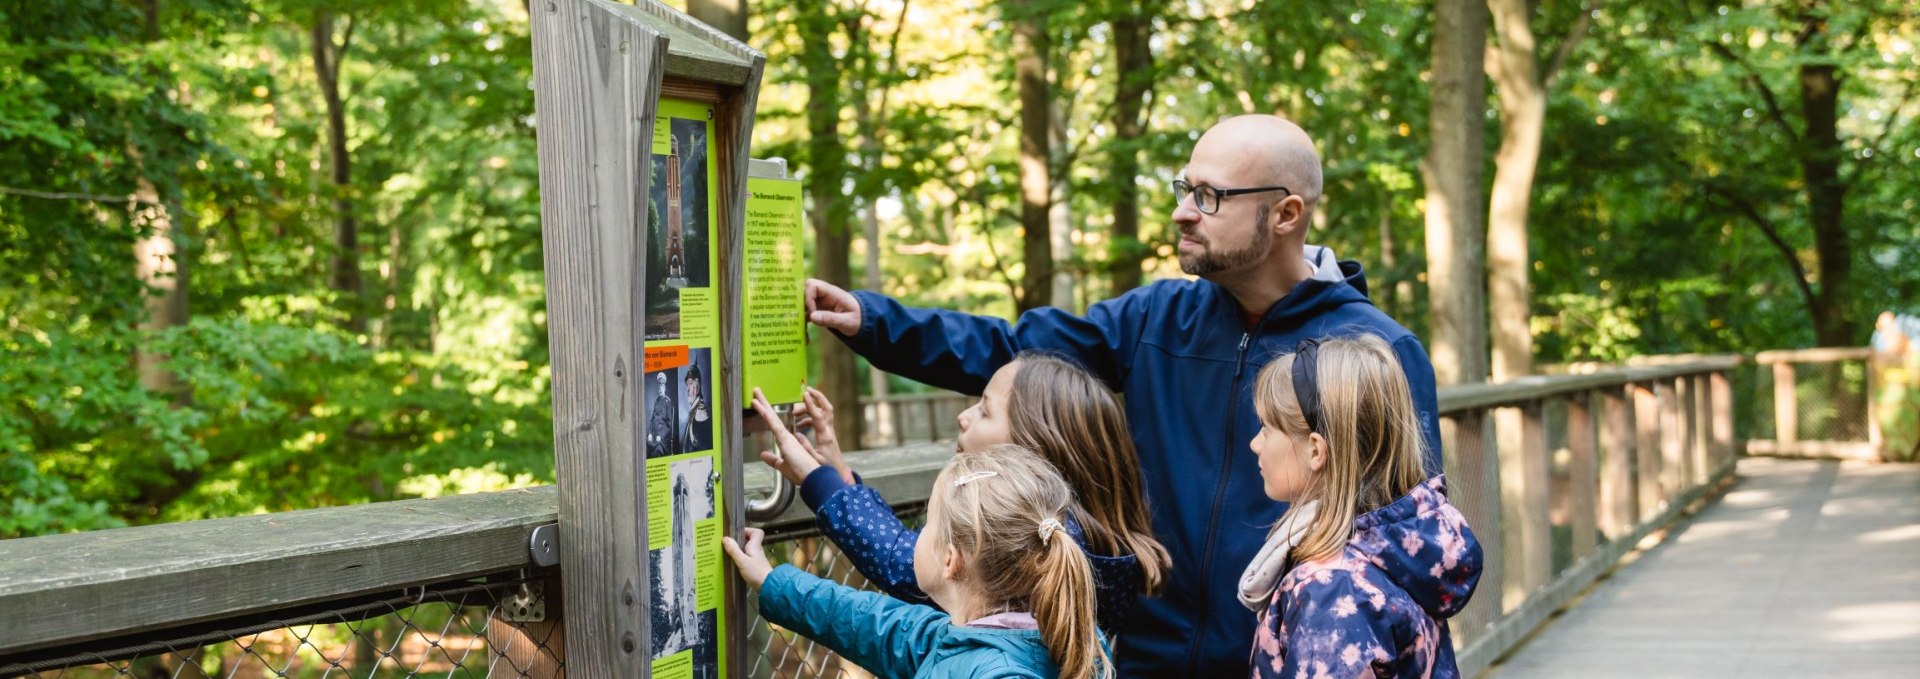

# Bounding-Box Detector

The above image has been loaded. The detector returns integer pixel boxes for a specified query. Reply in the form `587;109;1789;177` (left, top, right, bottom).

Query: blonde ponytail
1031;522;1107;679
936;445;1111;679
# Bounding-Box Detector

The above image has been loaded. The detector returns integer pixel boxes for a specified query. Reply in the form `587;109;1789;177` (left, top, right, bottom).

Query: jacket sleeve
1276;571;1401;679
837;290;1143;394
1391;335;1446;475
801;466;934;604
759;565;949;678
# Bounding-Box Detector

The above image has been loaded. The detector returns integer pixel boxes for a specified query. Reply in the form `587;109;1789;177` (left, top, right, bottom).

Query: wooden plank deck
1485;457;1920;678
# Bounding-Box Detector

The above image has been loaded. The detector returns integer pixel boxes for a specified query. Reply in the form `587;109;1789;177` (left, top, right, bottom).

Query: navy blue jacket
799;467;1145;633
836;255;1442;678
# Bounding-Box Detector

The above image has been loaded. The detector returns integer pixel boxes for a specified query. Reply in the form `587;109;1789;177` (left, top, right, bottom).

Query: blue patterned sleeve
800;466;933;604
1277;571;1402;678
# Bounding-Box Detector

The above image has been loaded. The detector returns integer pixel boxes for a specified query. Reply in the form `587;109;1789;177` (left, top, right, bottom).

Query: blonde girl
726;444;1112;679
754;352;1169;632
1239;335;1483;678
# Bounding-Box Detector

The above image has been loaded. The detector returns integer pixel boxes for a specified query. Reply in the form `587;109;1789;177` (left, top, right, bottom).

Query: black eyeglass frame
1171;179;1291;215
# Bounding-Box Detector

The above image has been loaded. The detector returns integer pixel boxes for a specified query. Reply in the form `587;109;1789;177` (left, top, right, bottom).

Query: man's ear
1305;432;1329;474
943;543;967;582
1269;194;1307;237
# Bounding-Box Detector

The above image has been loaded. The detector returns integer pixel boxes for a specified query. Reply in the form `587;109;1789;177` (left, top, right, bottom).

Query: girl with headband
1240;335;1484;678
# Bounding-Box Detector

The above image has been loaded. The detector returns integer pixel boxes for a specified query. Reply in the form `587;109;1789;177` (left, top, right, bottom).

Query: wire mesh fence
3;572;561;679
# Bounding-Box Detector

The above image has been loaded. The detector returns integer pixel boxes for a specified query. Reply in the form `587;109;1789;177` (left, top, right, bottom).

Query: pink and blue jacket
1252;475;1483;679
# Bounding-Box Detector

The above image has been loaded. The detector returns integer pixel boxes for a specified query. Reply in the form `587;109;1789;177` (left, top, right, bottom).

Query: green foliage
3;0;1913;536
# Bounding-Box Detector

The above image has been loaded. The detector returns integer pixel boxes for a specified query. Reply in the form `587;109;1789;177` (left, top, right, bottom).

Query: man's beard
1179;205;1272;276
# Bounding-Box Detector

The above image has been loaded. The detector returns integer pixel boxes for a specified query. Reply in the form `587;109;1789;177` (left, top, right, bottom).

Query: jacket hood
1347;475;1484;618
1209;245;1376;329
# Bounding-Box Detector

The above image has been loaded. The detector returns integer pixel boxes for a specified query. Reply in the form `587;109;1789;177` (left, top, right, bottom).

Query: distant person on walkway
726;445;1113;679
800;114;1443;676
1240;335;1482;679
750;353;1171;634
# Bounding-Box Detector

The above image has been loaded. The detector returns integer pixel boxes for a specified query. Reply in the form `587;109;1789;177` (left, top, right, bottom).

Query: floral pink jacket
1251;475;1483;679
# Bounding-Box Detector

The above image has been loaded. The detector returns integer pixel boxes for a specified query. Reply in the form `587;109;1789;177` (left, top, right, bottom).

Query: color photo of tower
665;134;688;289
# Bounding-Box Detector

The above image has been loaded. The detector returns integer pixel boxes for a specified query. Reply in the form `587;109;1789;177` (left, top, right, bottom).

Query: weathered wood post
530;0;763;675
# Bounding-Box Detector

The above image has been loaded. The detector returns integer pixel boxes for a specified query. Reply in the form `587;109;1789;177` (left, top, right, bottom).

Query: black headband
1290;338;1327;436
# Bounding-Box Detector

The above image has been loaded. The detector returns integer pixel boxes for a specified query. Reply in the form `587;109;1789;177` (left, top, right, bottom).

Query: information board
641;97;727;679
741;171;808;408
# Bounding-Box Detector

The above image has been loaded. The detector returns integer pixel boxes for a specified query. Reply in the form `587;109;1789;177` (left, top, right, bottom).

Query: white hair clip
1037;517;1064;544
953;470;999;487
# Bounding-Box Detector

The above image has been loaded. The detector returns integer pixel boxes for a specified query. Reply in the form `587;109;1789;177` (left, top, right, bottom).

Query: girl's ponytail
1031;517;1106;679
936;445;1113;679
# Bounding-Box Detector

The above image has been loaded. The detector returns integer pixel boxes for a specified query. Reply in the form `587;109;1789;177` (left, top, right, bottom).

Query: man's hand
804;278;861;336
793;386;856;486
723;527;773;589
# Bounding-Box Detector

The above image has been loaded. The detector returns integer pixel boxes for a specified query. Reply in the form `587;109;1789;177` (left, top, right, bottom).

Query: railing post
1676;375;1697;488
1633;382;1665;518
1690;374;1712;483
1598;386;1638;539
1441;411;1502;637
1774;360;1798;444
1712;370;1735;469
1566;392;1598;562
1660;380;1686;501
1499;403;1551;610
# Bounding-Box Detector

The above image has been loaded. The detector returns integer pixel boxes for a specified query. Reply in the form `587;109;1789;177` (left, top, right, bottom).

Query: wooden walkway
1485;457;1920;677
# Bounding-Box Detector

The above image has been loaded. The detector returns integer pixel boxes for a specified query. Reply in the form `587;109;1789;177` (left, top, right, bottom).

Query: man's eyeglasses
1172;179;1290;215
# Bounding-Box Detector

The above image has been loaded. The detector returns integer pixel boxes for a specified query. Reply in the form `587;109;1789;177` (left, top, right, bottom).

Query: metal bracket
529;523;560;567
499;581;547;623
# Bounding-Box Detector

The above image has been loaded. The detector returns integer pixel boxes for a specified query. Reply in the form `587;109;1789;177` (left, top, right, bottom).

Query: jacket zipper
1185;329;1258;675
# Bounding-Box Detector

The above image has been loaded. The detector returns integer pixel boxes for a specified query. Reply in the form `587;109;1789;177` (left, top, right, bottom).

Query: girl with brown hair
752;351;1170;633
726;444;1112;679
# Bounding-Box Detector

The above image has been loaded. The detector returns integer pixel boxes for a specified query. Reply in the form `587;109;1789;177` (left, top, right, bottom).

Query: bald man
801;115;1442;677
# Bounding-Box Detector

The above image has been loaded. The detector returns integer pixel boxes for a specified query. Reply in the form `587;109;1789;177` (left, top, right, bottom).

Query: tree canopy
2;0;1913;535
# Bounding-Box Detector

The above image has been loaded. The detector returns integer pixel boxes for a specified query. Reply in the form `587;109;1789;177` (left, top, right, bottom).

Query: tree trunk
1423;0;1490;387
1013;0;1051;312
1048;99;1074;310
852;74;892;447
312;13;364;334
133;0;188;399
1107;12;1152;297
799;6;863;448
686;0;747;42
1798;46;1852;347
1486;0;1544;382
133;177;189;396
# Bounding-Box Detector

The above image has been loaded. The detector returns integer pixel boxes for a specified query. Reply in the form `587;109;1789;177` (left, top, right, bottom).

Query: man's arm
803;278;1140;395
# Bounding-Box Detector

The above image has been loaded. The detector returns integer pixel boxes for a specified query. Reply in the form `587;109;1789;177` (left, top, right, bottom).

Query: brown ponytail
1007;352;1172;595
937;445;1113;679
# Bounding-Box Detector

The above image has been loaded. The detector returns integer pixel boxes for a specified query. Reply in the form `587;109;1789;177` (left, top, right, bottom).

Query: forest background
2;0;1914;537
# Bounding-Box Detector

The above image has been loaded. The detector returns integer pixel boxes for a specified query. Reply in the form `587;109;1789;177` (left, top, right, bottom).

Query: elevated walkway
1488;457;1920;677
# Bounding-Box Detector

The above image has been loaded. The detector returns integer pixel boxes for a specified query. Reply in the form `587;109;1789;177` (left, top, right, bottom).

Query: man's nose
1172;194;1201;225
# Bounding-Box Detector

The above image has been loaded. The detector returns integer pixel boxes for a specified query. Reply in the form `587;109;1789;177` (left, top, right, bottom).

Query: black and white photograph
648;455;717;672
644;364;680;459
680;349;713;454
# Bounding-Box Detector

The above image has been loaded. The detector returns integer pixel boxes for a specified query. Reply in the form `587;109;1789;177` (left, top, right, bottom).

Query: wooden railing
1744;347;1877;460
0;352;1808;678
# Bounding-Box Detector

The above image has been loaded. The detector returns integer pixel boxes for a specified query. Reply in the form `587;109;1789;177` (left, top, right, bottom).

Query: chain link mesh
5;574;561;679
1788;359;1870;442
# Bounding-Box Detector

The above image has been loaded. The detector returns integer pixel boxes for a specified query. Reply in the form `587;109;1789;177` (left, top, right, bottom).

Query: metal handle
746;475;795;523
744;404;799;522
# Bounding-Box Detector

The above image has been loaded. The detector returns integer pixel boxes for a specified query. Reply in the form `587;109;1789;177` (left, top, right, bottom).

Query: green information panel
642;97;727;679
742;174;808;408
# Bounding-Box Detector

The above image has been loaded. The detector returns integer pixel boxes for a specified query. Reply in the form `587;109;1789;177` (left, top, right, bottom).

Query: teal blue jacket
759;564;1105;679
